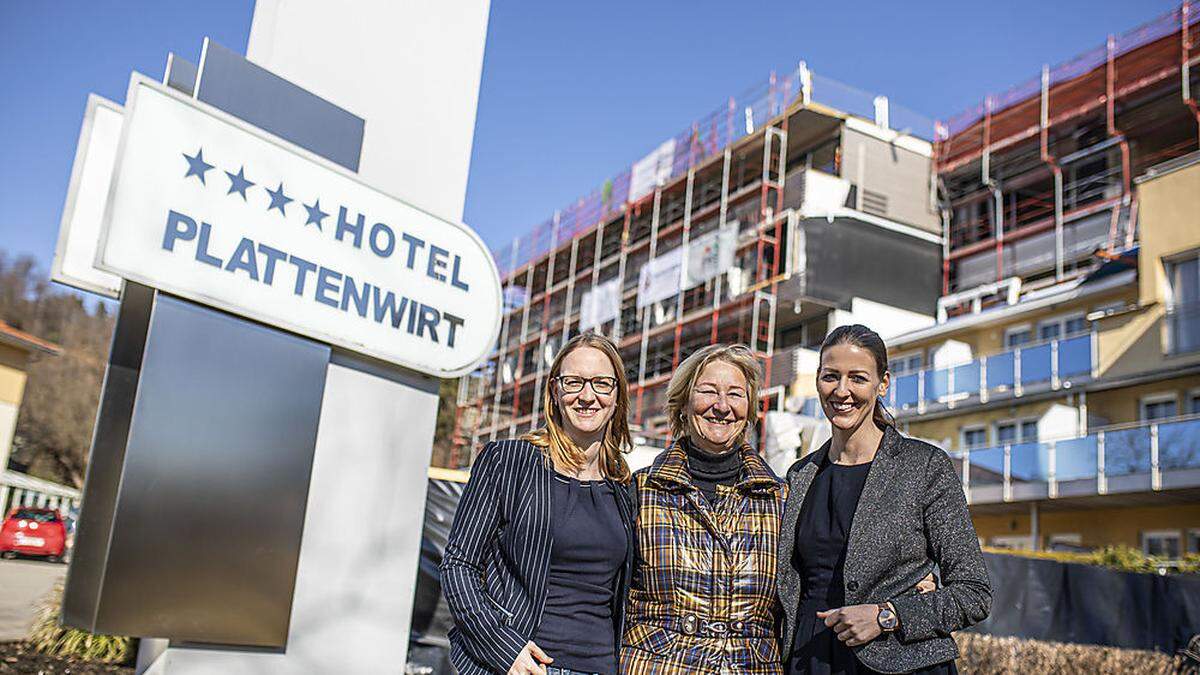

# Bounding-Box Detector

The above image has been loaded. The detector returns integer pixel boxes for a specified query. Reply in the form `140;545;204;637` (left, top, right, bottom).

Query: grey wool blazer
778;425;992;674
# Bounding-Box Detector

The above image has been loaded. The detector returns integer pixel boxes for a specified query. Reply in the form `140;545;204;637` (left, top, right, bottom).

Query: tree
0;252;114;487
430;377;460;468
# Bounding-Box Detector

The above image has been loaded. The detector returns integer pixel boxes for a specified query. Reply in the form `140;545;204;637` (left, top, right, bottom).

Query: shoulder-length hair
664;343;762;446
521;332;632;483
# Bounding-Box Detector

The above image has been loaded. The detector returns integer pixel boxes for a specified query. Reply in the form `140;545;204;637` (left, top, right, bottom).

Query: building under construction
451;65;944;466
882;3;1200;557
934;4;1199;301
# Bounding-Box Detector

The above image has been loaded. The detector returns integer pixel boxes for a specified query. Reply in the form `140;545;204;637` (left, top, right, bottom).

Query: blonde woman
443;333;637;675
621;344;787;674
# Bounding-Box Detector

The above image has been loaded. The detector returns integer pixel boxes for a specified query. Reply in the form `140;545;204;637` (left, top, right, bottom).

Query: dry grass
955;633;1188;674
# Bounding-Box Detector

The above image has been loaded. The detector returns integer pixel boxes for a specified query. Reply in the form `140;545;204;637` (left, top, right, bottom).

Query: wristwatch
877;604;898;632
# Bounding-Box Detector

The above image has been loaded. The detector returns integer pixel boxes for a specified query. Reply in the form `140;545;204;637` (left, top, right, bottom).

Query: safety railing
948;414;1200;504
888;331;1096;415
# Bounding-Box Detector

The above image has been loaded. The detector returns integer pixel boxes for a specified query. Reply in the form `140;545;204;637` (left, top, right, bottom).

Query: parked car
0;507;67;562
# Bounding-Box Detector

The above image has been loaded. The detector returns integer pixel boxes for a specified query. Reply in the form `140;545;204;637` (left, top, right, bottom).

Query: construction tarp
636;225;737;309
972;551;1200;654
579;277;622;331
409;475;464;666
629;138;677;202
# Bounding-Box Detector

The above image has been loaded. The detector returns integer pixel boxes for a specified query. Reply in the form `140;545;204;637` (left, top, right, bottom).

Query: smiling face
553;346;618;443
687;359;751;454
817;342;890;433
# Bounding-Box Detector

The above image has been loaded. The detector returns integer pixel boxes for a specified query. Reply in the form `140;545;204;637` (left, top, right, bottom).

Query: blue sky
0;0;1180;289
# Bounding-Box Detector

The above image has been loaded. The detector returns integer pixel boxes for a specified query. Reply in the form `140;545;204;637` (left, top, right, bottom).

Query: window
1143;530;1182;559
1037;314;1088;342
1047;533;1084;552
1005;326;1032;348
961;426;988;450
1188;529;1200;555
1140;395;1178;422
995;419;1039;445
1191;390;1200;416
889;352;923;376
990;535;1033;550
1167;254;1200;354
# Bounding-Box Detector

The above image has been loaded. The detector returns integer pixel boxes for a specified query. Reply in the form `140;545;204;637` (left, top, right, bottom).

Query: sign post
57;3;494;671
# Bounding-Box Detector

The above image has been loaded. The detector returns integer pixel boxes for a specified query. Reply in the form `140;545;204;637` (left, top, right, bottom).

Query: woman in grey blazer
778;325;991;674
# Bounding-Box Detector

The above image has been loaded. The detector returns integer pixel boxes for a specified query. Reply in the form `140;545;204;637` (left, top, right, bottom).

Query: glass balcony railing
947;414;1200;505
889;332;1095;415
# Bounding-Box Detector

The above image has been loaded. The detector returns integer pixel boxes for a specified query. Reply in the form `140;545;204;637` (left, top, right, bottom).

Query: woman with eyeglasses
442;332;637;675
621;344;786;674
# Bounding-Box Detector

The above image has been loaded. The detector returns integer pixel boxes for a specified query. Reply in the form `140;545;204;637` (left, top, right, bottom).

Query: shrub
29;582;132;664
984;545;1200;575
955;632;1183;674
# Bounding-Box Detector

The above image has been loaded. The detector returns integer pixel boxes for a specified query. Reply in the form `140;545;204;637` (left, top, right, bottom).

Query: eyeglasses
554;375;618;395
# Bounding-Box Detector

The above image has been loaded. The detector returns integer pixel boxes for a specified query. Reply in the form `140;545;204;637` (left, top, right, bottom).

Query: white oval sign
97;75;502;377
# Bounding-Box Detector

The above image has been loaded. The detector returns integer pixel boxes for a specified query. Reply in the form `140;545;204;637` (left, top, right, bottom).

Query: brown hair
818;324;896;429
521;332;632;482
664;343;762;446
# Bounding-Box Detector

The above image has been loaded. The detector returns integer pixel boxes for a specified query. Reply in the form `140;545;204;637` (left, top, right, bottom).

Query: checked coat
621;441;787;674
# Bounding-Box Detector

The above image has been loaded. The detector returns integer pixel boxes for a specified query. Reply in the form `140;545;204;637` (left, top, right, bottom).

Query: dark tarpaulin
971;552;1200;653
408;476;465;672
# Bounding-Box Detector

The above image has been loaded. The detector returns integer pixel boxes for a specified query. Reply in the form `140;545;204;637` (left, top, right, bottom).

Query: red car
0;507;67;562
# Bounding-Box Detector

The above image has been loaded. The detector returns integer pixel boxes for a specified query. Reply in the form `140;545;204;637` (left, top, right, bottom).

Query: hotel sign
97;75;501;377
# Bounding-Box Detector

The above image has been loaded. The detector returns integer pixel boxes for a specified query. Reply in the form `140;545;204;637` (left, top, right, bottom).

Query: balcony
889;332;1096;417
948;415;1200;506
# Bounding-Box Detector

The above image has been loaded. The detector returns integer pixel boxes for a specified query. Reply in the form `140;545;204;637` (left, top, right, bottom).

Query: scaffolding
450;63;937;466
934;2;1200;300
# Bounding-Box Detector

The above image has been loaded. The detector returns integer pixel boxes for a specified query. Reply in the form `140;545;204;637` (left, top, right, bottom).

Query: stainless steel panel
66;292;330;647
63;282;155;628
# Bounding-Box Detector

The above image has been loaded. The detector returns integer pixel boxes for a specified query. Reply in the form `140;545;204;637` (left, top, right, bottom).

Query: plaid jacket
621;441;787;674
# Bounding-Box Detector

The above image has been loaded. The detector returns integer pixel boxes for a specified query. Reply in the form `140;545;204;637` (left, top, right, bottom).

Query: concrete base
143;352;439;673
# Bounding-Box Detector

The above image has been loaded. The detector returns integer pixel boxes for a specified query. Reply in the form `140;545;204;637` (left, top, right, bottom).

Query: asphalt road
0;557;66;641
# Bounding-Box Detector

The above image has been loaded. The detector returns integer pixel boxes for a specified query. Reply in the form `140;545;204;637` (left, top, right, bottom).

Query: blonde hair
521;333;632;483
664;343;762;446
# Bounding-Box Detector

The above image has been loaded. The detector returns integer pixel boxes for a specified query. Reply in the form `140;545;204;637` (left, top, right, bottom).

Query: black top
533;472;628;674
685;440;743;504
788;454;955;675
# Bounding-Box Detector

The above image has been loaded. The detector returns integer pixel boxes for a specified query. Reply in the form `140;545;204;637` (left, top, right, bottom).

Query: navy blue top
533;472;628;674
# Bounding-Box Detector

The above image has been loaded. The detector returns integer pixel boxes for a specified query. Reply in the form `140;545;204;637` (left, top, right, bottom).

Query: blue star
265;182;293;216
303;199;329;229
182;148;214;184
225;166;255;200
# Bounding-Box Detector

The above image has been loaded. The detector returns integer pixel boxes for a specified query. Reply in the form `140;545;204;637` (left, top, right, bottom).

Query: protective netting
942;3;1199;139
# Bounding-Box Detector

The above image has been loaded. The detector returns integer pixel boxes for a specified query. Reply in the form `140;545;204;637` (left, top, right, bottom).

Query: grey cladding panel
801;217;940;314
196;40;365;171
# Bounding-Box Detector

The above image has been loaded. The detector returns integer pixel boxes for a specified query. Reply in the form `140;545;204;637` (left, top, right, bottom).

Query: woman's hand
916;571;936;594
507;641;552;675
817;604;888;647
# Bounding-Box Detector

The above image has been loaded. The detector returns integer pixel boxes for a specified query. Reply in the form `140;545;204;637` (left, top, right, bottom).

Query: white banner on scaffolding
637;246;684;309
629;138;677;202
579;277;622;331
686;224;738;287
636;224;738;309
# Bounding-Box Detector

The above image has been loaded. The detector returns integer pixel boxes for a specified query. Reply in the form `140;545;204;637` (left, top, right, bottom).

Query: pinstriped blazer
441;439;637;674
